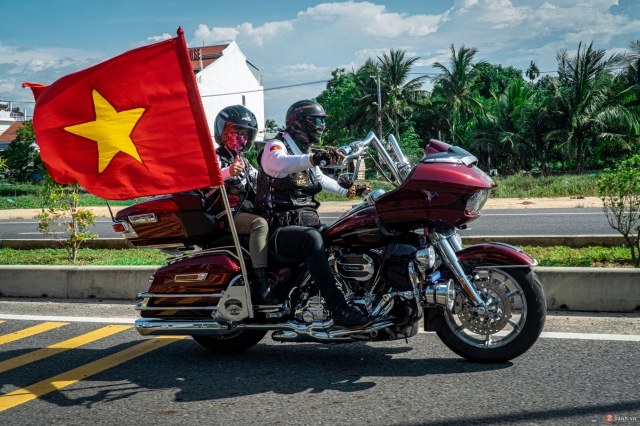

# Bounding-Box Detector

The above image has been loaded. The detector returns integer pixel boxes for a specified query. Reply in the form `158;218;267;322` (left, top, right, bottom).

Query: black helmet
214;105;258;153
284;100;327;153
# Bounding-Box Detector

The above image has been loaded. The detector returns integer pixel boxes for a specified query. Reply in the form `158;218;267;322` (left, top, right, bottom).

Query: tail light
112;221;129;233
465;189;490;214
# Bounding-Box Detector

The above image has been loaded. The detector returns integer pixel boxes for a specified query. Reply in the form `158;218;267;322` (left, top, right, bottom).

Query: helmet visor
223;123;257;152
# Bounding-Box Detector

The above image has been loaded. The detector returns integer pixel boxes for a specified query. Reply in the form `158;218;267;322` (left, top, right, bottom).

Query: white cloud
298;1;446;37
192;20;292;47
0;79;14;92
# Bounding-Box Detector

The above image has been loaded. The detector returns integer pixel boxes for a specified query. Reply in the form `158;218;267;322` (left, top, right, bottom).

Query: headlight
466;189;490;213
415;246;436;270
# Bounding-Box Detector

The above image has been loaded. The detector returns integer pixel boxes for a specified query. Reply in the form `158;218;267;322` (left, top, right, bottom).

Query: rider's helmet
284;100;327;153
214;105;258;153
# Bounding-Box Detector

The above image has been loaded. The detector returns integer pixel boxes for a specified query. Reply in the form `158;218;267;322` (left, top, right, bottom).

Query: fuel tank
322;204;385;247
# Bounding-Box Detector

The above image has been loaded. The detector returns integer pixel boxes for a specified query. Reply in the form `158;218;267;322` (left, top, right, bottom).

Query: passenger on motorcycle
207;105;279;306
255;100;371;330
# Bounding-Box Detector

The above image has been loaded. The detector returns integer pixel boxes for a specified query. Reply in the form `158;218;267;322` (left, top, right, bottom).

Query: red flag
23;27;222;200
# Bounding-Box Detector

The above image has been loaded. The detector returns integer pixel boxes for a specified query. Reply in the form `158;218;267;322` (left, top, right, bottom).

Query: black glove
311;147;341;166
355;184;371;197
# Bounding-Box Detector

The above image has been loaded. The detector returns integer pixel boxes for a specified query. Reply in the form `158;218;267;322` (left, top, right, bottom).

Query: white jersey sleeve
260;139;314;178
314;167;348;196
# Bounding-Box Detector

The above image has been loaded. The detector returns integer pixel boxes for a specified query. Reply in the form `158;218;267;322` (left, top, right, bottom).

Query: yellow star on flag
65;90;145;173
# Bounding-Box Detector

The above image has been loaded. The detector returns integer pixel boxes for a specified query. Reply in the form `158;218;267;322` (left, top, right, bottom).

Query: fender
424;243;536;332
456;242;537;270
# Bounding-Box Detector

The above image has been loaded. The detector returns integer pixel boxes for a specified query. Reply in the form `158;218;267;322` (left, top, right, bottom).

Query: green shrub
597;155;640;267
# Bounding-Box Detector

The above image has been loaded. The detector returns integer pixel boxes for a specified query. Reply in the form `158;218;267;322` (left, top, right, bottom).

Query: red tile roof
189;44;228;71
0;122;24;142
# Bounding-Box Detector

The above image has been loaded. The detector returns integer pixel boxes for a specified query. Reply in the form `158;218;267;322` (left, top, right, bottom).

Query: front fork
430;230;486;308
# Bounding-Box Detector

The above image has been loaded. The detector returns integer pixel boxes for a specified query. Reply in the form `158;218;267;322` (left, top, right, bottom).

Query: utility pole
370;71;382;141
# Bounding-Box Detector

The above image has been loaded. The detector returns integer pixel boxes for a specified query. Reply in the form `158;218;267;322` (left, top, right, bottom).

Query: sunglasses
307;117;326;126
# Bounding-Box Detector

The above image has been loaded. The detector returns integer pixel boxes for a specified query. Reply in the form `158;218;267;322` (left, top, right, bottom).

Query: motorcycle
112;131;546;363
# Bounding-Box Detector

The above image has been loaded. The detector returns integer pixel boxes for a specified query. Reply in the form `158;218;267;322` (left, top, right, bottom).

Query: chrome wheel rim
444;269;527;349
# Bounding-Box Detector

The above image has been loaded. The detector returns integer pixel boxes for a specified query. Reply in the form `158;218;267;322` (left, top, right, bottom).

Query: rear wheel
436;267;546;363
192;330;267;354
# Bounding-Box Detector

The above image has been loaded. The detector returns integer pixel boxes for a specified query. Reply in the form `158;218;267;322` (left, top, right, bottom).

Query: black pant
271;226;345;310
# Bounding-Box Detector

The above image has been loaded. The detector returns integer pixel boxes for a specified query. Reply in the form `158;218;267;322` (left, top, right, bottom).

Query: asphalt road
0;299;638;426
0;208;618;239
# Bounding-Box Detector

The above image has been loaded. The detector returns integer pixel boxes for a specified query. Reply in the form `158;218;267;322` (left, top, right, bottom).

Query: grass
0;245;634;267
0;174;601;210
492;174;600;198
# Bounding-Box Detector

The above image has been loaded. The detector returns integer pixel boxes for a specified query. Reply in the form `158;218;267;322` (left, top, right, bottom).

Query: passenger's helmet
284;100;327;153
214;105;258;153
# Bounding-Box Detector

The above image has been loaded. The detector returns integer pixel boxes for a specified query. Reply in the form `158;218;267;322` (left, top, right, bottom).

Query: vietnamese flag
22;27;222;200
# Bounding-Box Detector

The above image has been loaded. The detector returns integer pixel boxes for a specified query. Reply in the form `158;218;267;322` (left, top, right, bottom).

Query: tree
597;154;640;267
525;61;541;83
474;62;524;99
316;68;363;145
552;42;631;173
431;44;487;144
377;49;429;138
265;119;277;132
37;177;97;263
4;121;42;183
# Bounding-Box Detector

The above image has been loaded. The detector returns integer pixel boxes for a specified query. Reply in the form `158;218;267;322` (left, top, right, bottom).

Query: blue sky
2;0;640;125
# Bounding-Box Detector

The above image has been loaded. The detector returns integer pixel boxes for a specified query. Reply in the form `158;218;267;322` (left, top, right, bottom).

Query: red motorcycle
113;132;545;363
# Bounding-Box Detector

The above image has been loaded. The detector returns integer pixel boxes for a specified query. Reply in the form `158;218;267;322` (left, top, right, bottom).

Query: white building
189;42;265;143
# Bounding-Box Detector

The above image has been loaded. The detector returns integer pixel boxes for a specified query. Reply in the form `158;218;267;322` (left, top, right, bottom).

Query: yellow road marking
0;322;68;346
0;336;185;412
0;321;4;325
0;325;132;374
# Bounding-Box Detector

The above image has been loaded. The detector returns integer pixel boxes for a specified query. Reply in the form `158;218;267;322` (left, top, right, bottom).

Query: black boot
253;267;280;305
331;303;371;330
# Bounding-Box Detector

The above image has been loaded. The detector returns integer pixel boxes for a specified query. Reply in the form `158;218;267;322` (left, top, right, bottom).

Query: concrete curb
0;235;628;250
0;266;638;312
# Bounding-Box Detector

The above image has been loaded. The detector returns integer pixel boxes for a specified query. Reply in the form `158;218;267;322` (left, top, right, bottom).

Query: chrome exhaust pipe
424;279;456;310
135;318;244;336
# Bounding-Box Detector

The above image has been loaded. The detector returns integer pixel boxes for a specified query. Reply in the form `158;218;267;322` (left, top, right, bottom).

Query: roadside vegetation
0;246;634;267
0;174;601;208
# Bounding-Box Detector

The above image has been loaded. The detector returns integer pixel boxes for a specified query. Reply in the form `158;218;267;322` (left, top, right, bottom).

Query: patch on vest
291;171;308;187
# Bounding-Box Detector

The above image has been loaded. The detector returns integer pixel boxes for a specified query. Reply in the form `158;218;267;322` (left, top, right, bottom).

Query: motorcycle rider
209;105;279;306
255;100;370;329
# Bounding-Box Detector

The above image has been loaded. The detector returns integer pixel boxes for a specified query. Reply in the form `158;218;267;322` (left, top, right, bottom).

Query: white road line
483;212;604;216
0;314;135;324
1;314;638;341
0;221;112;224
419;329;640;341
18;232;66;235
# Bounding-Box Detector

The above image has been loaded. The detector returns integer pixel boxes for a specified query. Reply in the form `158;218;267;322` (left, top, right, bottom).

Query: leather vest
255;134;322;215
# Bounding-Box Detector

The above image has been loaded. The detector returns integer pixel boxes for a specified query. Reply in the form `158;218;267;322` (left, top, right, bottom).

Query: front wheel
436;267;546;363
192;330;268;354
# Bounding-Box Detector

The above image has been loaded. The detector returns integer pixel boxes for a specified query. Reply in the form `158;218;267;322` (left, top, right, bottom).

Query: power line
200;79;329;98
2;70;562;105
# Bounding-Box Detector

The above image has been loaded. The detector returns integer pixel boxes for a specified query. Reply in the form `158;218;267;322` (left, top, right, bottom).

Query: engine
329;249;388;311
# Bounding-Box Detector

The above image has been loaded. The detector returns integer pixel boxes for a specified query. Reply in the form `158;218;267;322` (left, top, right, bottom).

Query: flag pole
105;200;115;222
219;184;254;318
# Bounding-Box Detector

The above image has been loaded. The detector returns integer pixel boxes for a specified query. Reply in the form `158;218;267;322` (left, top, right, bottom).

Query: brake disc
457;280;512;335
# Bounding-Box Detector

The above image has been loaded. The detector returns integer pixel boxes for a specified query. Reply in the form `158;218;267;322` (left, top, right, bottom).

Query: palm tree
265;119;277;132
431;44;487;143
351;52;428;139
525;61;540;83
377;49;429;137
551;41;631;173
